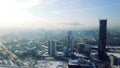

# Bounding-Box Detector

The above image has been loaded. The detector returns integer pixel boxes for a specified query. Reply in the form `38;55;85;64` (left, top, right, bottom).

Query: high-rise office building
98;19;109;61
51;40;56;57
48;40;56;57
48;41;52;56
67;31;74;50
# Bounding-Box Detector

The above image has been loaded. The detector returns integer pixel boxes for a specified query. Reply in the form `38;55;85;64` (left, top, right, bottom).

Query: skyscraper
98;19;109;61
48;40;56;57
51;40;56;57
48;41;52;56
67;31;73;50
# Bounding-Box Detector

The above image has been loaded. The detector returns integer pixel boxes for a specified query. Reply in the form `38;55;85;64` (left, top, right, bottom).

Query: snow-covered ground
34;60;68;68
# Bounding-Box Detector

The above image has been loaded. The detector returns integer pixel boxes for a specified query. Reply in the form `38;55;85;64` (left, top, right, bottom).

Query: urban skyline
0;0;120;67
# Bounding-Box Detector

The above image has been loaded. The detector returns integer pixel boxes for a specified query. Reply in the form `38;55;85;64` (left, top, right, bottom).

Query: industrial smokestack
98;19;109;61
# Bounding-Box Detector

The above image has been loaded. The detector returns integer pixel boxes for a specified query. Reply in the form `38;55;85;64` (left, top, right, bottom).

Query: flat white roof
107;52;120;58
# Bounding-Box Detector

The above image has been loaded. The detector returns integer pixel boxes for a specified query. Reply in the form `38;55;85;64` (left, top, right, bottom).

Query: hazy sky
0;0;120;30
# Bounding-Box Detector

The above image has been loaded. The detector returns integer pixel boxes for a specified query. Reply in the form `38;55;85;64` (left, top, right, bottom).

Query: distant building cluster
0;19;120;68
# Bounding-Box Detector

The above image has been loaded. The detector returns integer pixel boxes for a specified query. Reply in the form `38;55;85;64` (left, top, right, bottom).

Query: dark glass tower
98;20;109;61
